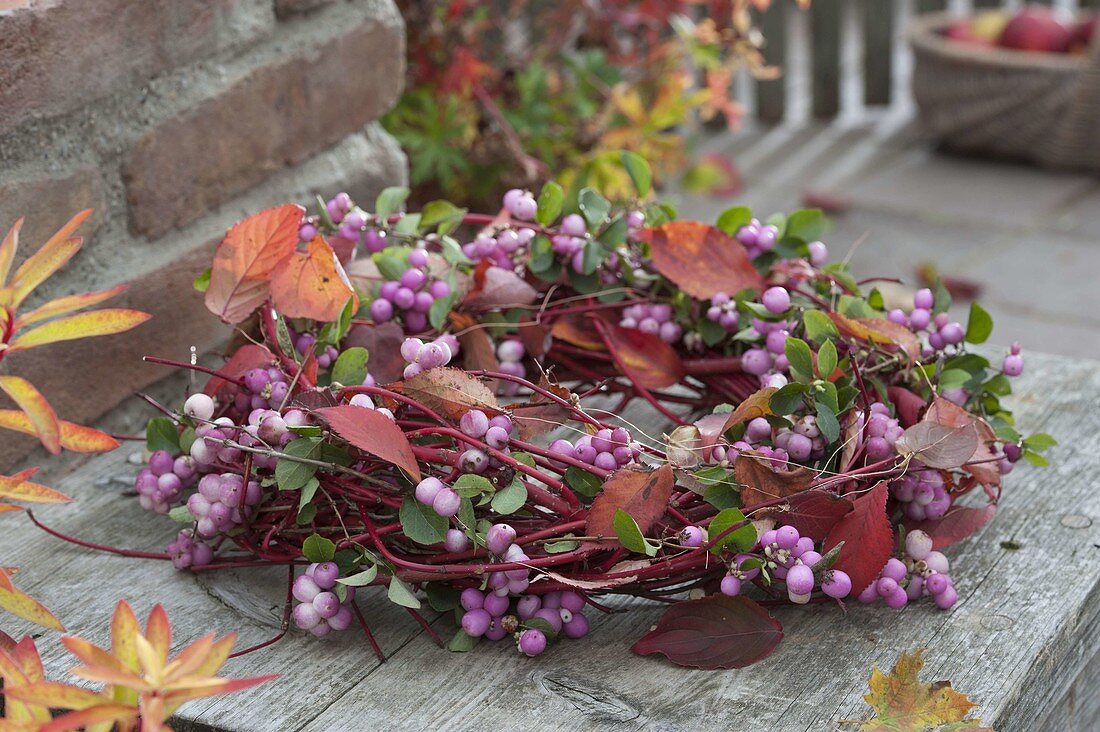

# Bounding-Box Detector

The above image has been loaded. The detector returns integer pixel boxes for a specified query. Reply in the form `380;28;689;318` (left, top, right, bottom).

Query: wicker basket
909;12;1100;172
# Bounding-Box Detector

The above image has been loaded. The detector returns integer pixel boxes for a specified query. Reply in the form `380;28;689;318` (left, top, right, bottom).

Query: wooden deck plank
0;352;1095;730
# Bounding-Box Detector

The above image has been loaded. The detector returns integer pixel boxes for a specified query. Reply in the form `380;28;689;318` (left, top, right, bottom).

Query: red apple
943;20;993;47
998;6;1074;53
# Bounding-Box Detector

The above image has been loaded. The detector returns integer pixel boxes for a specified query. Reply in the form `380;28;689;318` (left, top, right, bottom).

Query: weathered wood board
0;351;1096;731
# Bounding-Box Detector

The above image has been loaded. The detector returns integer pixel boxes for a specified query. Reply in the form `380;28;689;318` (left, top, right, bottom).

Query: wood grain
0;351;1095;731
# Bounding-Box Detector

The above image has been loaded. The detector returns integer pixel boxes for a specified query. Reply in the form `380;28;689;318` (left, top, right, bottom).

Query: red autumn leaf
392;367;501;421
830;313;920;363
203;344;275;397
344;322;406;384
907;504;997;551
549;312;603;351
599;318;684;390
638;221;764;300
801;190;851;214
461;263;538;312
720;387;777;433
823;481;894;594
735;452;816;509
269;235;357;322
449;311;499;377
204;204;303;323
585;465;674;544
314;406;421;482
631;595;783;669
887;386;927;428
770;490;854;542
922;398;1001;488
517;316;552;357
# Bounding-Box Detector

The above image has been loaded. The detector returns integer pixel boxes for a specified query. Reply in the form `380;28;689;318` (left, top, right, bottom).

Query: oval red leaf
632;595;783;669
822;481;893;594
906;504;996;550
585;465;674;543
638;222;764;300
315;405;421;482
771;489;854;542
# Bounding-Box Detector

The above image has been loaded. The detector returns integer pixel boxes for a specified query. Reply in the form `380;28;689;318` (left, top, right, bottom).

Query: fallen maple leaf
856;648;991;730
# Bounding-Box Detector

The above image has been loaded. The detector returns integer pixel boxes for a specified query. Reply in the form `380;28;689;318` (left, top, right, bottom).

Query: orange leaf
0;469;72;504
3;681;106;710
392;367;502;420
830;313;920;363
0;410;118;452
638;221;764;300
7;209;92;307
549;313;604;351
585;465;674;544
0;581;65;631
204;204;303;323
734;451;816;508
144;604;172;667
15;284;128;328
8;308;150;353
0;503;23;514
0;376;60;454
720;387;778;433
60;636;130;674
597;317;684;390
269;235;357;322
40;704;139;732
0;217;23;286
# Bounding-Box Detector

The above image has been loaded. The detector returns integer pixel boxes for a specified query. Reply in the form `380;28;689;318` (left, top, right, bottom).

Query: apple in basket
998;6;1074;53
1070;14;1097;54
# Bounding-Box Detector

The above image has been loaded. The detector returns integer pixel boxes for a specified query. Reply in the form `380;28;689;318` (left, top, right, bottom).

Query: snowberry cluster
891;465;951;521
369;248;452;332
458;587;589;657
550;214;591;273
291;562;355;636
462;228;536;269
886;288;966;356
735;219;779;258
459;409;514;472
400;334;460;378
719;524;853;603
857;530;958;610
625;210;646;239
185;472;262;538
857;402;905;463
619;302;683;344
495;338;526;396
1002;342;1024;377
135;449;193;514
705;292;740;332
165;529;213;570
294;332;339;370
233;366;291;413
739;317;794;383
774;415;828;463
547;427;637;472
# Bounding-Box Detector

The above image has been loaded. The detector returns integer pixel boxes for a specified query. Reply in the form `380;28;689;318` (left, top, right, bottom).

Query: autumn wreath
37;155;1053;668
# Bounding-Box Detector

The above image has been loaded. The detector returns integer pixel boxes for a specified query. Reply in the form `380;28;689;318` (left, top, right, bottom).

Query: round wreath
39;162;1051;669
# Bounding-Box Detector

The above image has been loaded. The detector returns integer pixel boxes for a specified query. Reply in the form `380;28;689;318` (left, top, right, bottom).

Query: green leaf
429;292;458;331
613;509;657;556
275;438;321;491
579;188;611;228
491;479;528;515
146;417;179;453
716;205;753;235
523;616;560;639
337;564;378;586
620;151;652;196
965;302;994;344
817;339;838;378
387;577;421;609
425;582;461;612
447;629;478;652
302;533;336;562
375;186;410;219
931;277;952;315
1023;433;1057;451
168;505;193;523
394;213;420;235
770;383;808;415
419;200;467;236
597;215;628;249
815;402;840;444
452;474;494;499
802;310;839;343
938;369;973;390
564;466;602;498
707;508;755;554
274;313;298;363
178;427;197;455
544;537;580;553
703;482;740;510
330;347;369;386
784;208;825;243
784;338;815;383
193;268;211;293
297;477;320;515
296;503;317;525
399;496;449;545
1023;450;1050;467
528;234;555;272
536;181;564;226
